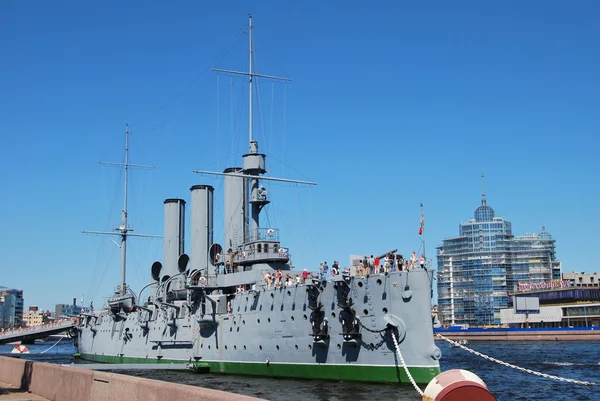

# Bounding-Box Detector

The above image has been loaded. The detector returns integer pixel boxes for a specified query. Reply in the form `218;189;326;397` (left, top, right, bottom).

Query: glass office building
0;287;24;328
436;196;560;327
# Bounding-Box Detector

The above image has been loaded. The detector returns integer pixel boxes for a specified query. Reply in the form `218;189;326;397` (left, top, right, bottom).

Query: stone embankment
0;356;261;401
435;329;600;341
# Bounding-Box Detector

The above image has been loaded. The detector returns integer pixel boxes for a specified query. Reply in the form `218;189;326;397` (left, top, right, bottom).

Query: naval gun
374;249;398;259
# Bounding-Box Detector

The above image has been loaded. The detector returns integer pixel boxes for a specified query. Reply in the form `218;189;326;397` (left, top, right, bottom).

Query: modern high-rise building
436;192;560;327
0;287;24;328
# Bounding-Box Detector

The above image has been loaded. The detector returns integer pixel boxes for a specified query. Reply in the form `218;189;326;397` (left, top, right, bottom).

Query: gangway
0;319;77;345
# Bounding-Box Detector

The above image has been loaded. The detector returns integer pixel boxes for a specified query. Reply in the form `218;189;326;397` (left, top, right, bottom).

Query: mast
83;124;160;297
120;124;130;295
420;202;426;261
248;14;253;144
247;13;256;241
204;16;314;245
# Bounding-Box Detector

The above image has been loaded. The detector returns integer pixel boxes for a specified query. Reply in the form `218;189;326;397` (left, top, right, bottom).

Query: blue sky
1;1;598;311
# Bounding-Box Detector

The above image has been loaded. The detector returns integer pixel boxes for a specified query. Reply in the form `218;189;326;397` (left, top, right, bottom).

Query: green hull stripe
79;353;440;384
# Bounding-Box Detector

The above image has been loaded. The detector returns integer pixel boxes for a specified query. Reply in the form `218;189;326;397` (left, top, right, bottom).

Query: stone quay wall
0;356;261;401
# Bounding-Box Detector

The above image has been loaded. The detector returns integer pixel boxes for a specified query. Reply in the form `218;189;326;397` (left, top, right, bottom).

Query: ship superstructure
77;15;441;384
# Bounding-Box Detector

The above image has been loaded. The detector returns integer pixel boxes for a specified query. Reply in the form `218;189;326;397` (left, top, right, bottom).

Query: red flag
418;211;424;235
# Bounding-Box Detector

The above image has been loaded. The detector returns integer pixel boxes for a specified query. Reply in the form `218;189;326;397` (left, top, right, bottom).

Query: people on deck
332;261;339;276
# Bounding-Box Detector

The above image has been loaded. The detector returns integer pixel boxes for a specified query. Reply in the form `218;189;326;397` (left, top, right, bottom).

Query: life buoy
278;248;285;254
267;229;275;237
242;251;246;259
199;276;207;285
331;267;338;276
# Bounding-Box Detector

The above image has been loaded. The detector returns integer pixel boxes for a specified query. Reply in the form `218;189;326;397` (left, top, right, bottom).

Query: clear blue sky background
1;1;598;311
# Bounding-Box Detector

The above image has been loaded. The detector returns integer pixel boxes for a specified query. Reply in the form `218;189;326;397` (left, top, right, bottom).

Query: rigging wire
282;82;287;178
86;165;123;303
230;75;234;166
267;154;314;182
257;36;290;79
254;60;268;162
293;184;320;266
216;73;220;172
130;25;246;128
269;80;275;174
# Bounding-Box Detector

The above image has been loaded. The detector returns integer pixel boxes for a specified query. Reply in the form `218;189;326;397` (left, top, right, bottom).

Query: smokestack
163;199;186;279
223;167;246;250
190;185;214;276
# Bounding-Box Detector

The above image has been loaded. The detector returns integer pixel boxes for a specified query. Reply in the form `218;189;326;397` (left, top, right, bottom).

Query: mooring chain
391;331;424;396
436;333;597;386
357;319;388;333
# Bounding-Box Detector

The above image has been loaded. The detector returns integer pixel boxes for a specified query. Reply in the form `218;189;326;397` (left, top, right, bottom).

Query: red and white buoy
11;344;30;354
422;369;496;401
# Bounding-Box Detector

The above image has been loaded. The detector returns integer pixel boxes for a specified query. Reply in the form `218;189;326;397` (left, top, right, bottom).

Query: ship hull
77;270;441;384
79;352;439;383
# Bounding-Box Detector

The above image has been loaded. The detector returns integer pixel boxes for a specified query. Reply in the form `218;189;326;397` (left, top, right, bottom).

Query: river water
1;339;599;401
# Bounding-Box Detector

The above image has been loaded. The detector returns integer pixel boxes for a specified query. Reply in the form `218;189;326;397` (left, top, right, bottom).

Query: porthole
276;345;280;350
287;291;291;296
244;345;247;350
363;309;369;315
208;345;211;349
377;279;382;285
331;312;336;318
303;315;308;320
268;317;271;323
243;320;246;325
295;345;299;350
337;344;341;349
291;316;295;321
257;319;261;324
224;345;227;350
234;345;237;350
308;344;312;350
383;307;388;314
259;345;263;350
358;281;363;287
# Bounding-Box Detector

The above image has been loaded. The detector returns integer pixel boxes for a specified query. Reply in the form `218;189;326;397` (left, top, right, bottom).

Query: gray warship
76;15;442;384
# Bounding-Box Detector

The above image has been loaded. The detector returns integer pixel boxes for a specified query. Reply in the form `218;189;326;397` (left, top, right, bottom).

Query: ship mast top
248;14;253;144
196;15;316;244
83;124;160;297
211;14;291;151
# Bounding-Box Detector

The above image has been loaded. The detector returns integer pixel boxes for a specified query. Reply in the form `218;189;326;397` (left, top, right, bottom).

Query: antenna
82;124;161;296
481;172;486;205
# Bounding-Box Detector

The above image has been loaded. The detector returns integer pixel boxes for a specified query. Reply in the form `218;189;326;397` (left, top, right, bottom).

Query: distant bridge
0;319;77;345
